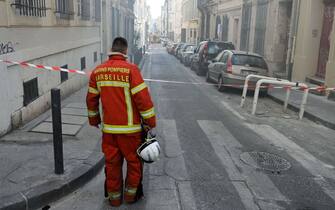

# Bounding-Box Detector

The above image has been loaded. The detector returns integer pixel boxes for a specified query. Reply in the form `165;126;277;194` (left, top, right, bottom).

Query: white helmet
137;133;161;163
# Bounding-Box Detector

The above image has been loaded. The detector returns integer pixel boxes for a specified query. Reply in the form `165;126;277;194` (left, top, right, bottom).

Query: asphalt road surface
50;45;335;210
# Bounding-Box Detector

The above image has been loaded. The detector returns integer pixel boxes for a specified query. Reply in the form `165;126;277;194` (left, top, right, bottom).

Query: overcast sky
147;0;164;19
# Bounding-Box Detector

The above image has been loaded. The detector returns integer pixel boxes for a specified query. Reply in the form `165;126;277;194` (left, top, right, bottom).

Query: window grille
254;0;269;55
222;15;229;41
94;52;97;63
60;65;68;83
80;0;90;20
23;78;39;106
81;57;86;70
94;0;101;22
240;0;252;51
55;0;74;19
12;0;47;17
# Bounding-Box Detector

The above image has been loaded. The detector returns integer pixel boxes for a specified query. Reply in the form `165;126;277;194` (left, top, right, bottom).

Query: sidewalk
0;87;104;210
268;89;335;130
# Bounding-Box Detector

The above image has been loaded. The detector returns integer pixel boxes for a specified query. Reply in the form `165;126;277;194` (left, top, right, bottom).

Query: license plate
242;70;257;76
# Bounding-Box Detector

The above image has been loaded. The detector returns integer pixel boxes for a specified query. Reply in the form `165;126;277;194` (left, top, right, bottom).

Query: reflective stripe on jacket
86;52;156;134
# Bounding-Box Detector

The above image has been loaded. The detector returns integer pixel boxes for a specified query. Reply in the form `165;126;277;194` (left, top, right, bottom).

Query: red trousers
102;133;143;206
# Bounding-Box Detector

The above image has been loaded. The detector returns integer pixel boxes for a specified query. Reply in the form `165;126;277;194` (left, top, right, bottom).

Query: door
209;51;223;80
316;4;335;78
215;52;229;80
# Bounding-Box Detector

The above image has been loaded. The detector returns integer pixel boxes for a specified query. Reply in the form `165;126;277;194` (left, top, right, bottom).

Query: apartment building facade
291;0;335;88
101;0;135;60
173;0;183;42
0;0;136;136
199;0;292;76
161;0;183;42
134;0;151;51
181;0;200;44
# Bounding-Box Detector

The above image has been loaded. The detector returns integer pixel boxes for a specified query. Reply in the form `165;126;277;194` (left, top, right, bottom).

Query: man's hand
143;124;151;132
93;124;101;129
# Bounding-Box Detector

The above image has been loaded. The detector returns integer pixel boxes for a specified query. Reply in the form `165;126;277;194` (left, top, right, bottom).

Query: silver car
181;45;195;64
207;50;269;92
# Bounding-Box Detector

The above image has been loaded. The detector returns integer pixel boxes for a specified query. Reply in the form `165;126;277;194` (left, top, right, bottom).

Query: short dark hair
112;37;128;53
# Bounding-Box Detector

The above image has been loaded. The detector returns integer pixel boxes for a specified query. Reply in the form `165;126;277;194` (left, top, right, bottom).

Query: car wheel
206;71;211;83
217;76;226;92
196;67;202;76
192;63;196;71
196;65;204;76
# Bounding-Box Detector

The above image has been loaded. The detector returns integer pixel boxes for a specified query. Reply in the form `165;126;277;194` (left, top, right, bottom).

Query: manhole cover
240;151;291;172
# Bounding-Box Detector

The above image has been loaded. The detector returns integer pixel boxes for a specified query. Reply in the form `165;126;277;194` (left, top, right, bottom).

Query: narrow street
50;45;335;210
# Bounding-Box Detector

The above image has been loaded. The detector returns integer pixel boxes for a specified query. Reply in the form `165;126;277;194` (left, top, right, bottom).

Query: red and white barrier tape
0;59;86;75
1;59;334;91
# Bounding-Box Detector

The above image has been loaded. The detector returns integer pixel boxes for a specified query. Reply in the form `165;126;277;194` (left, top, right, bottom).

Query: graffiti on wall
0;42;15;55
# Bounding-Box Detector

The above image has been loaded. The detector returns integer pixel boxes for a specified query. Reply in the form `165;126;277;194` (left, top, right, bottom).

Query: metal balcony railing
11;0;47;17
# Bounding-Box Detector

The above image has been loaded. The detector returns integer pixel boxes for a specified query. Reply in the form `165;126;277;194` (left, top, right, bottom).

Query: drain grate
240;151;291;172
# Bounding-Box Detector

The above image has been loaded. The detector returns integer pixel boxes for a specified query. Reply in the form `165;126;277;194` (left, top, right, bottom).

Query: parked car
181;45;196;64
167;43;178;54
174;43;186;56
190;44;202;70
194;41;235;76
177;44;193;61
184;49;196;67
206;50;269;92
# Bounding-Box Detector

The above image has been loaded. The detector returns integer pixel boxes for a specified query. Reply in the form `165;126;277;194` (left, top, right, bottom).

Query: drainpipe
285;0;301;80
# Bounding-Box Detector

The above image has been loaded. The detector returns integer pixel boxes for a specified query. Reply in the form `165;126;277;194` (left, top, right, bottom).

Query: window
208;42;235;55
55;0;74;19
81;57;86;70
23;78;39;106
214;51;224;62
222;15;229;41
254;0;269;55
181;28;187;42
94;52;98;63
94;0;101;22
60;65;68;83
12;0;47;17
112;7;120;38
80;0;90;20
194;45;200;53
220;52;229;63
232;54;268;69
240;0;252;51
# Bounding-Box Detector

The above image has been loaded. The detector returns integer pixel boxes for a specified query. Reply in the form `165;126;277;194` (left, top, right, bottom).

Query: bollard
51;88;64;174
284;88;291;112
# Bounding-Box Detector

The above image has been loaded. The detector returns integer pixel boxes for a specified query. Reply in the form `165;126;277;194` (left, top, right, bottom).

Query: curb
268;93;335;131
0;146;105;210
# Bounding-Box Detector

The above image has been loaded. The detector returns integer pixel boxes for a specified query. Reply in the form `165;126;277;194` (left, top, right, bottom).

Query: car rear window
186;46;195;51
232;54;268;69
208;42;235;54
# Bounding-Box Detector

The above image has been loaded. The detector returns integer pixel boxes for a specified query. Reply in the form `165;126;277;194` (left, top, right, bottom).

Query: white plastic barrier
252;79;309;120
240;75;289;107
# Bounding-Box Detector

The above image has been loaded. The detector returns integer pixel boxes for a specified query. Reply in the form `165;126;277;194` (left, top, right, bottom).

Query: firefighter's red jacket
86;52;156;134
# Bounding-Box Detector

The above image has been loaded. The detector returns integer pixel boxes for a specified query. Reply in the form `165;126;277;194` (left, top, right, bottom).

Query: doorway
316;4;335;78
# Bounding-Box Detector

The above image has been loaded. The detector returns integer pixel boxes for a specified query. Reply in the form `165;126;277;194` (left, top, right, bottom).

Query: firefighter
86;37;156;207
